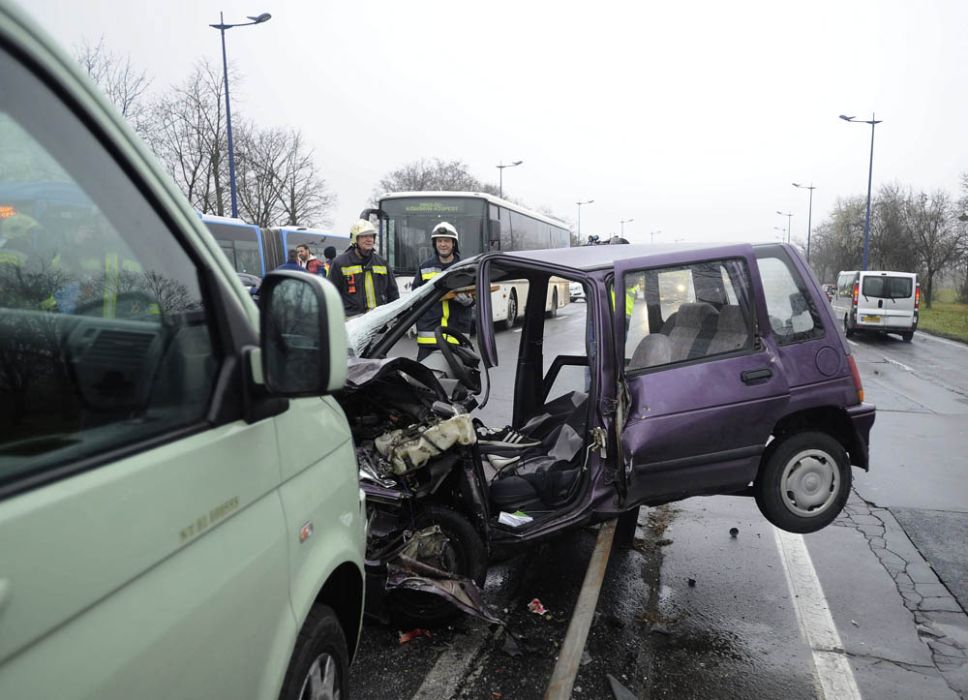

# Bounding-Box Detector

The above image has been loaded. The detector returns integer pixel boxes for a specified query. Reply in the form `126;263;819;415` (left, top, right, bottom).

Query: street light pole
620;218;634;237
793;182;816;263
210;11;271;218
496;160;523;198
649;230;662;245
576;199;594;240
776;210;793;244
840;113;883;271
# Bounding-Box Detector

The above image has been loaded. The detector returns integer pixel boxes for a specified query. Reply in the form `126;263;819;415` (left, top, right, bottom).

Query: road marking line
881;356;913;372
411;626;495;700
774;529;862;700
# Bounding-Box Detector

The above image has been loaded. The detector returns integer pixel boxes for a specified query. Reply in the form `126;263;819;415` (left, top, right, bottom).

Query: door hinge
592;426;608;459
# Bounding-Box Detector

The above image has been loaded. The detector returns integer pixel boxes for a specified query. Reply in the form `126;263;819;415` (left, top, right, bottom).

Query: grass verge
920;301;968;343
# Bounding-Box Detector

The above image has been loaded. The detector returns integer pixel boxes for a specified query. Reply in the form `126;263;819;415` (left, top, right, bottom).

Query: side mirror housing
258;271;347;396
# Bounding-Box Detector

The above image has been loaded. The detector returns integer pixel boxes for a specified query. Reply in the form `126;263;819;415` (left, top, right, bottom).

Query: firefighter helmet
349;219;377;245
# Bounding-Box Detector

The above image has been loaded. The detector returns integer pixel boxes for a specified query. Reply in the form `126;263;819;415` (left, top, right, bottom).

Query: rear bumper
846;402;876;470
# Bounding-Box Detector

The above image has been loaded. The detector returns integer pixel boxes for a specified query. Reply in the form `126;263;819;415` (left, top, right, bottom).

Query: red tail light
847;354;864;403
852;281;859;306
915;284;920;310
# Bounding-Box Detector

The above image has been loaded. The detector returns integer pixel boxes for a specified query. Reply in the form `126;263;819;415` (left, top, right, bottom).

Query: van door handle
741;368;773;384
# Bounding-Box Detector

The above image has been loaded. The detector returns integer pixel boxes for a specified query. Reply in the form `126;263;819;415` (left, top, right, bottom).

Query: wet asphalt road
353;304;968;699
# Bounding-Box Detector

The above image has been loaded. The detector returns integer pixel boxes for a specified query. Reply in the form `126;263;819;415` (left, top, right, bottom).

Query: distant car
237;271;261;297
569;280;585;302
822;283;835;302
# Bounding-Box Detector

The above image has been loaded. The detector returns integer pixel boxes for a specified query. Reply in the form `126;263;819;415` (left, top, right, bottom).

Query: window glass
756;253;823;344
861;275;912;299
380;197;485;273
0;47;219;489
625;259;753;371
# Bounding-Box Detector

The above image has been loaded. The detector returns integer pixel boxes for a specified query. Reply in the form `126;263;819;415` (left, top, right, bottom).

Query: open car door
475;254;499;369
611;247;791;505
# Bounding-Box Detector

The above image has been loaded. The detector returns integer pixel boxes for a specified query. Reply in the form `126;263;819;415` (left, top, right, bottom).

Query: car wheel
844;314;855;338
279;604;348;700
503;291;518;330
388;505;487;628
755;431;851;534
901;331;914;343
547;289;558;318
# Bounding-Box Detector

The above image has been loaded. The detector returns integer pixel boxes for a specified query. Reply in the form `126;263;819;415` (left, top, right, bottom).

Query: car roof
501;242;767;271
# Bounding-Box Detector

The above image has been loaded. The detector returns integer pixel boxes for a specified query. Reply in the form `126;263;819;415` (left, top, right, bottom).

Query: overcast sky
22;0;968;246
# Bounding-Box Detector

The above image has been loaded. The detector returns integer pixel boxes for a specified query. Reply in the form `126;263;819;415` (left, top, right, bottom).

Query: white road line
774;529;862;700
918;332;968;351
411;627;494;700
881;356;913;372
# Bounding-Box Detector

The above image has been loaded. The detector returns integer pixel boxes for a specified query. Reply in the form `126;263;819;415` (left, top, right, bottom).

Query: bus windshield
380;197;485;274
204;221;262;275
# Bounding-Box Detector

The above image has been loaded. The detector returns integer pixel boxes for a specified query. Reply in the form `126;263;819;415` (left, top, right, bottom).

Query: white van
833;270;920;342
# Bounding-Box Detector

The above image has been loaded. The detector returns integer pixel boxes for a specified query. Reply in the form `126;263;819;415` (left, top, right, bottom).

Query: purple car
344;242;875;624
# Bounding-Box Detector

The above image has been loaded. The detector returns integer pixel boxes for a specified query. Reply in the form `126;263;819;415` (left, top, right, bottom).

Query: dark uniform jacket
328;247;399;317
412;254;472;347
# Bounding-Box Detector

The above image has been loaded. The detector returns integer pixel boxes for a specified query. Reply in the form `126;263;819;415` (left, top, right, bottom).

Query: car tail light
847;354;864;403
915;284;920;310
852;281;859;307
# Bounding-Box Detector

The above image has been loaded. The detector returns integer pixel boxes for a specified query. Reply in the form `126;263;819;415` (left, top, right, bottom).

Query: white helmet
431;221;458;241
350;219;377;245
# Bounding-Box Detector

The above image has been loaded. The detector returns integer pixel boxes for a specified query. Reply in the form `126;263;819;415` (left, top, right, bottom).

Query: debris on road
398;628;432;645
729;527;739;538
607;673;636;700
528;598;548;615
581;649;593;666
501;634;523;658
657;538;674;546
688;577;697;587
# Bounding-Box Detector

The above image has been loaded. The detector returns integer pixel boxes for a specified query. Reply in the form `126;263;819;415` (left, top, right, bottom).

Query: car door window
0;46;219;490
624;258;754;370
755;252;823;344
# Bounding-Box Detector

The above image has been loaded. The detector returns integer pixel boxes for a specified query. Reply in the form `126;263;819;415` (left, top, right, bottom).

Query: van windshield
862;275;912;299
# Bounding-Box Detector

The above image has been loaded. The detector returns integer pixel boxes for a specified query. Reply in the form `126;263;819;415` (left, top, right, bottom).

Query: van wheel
503;291;518;330
843;315;855;338
901;331;914;343
755;432;851;534
279;604;348;700
388;505;487;628
547;289;559;318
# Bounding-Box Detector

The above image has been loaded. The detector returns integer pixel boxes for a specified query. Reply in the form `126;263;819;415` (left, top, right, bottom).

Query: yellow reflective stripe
364;271;376;309
104;253;119;318
342;265;362;275
416;335;437;344
372;265;388;275
441;298;451;328
417;330;459;344
421;272;437;280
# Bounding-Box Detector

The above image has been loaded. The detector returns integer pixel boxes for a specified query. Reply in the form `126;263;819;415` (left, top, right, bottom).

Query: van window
862;275;912;299
0;47;219;490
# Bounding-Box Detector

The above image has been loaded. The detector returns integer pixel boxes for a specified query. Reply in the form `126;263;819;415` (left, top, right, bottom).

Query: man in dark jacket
412;222;473;361
327;219;398;317
275;249;304;271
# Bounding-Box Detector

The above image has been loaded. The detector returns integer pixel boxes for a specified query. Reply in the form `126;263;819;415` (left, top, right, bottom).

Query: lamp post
793;182;816;263
620;218;634;237
649;230;662;245
840;113;883;271
209;11;272;218
576;199;594;240
776;210;793;244
496;160;523;198
773;226;786;242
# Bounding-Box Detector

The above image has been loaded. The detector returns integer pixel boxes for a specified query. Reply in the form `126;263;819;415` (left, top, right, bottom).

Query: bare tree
871;183;919;271
74;38;152;136
905;190;962;308
374;158;499;200
274;130;335;227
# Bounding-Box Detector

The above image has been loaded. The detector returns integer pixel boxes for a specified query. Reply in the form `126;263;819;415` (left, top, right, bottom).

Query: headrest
676;302;718;327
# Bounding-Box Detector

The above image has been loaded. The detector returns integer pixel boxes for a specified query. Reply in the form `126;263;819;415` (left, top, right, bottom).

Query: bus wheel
546;289;558;319
503;291;518;330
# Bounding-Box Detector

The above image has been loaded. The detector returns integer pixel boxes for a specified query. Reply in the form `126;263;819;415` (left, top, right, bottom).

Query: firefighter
328;219;398;317
412;222;473;361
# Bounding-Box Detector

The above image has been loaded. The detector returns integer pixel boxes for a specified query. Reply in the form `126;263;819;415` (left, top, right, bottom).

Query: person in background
296;244;326;275
327;219;398;317
323;246;337;275
412;222;473;361
276;249;304;271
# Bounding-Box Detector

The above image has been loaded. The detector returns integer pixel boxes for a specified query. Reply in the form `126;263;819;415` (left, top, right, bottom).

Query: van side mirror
258;271;347;396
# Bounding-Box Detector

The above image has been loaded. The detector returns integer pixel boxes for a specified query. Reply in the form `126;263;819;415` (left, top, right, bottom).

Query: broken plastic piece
498;511;533;527
729;527;739;538
687;578;696;587
527;598;548;615
501;634;522;657
398;628;432;644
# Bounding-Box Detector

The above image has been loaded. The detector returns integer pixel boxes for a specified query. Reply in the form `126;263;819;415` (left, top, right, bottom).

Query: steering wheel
434;325;480;390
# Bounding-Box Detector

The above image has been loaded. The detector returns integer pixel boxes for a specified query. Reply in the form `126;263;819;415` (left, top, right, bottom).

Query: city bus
200;214;348;277
364;191;571;327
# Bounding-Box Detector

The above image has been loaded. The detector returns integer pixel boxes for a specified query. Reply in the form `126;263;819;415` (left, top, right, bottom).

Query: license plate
862;315;881;323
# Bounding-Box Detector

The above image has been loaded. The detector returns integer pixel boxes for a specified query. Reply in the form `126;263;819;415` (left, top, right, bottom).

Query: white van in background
833;270;920;342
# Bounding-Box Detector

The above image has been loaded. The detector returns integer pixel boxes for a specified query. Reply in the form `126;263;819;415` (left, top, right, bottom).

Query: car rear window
862;276;913;299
